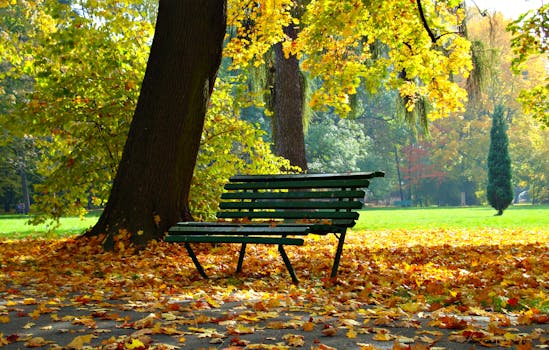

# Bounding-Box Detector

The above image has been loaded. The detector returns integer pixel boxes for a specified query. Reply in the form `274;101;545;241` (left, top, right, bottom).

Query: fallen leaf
303;321;314;332
283;333;305;346
66;334;94;349
125;338;145;349
24;337;50;347
312;344;337;350
321;326;338;337
347;327;357;339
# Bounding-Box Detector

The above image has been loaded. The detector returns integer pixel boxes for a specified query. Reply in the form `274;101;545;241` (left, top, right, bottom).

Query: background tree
487;104;513;215
271;1;308;170
305;114;368;173
227;0;473;175
507;4;548;126
466;8;548;204
2;0;155;224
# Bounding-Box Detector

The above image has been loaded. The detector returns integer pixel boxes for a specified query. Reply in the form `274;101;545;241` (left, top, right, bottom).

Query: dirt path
1;289;547;349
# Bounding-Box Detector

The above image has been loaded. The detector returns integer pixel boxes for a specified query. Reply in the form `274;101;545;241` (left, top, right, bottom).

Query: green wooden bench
166;171;384;283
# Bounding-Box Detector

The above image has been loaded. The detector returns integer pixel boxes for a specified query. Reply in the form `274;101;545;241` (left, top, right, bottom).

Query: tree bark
272;25;308;171
87;0;226;247
19;168;30;214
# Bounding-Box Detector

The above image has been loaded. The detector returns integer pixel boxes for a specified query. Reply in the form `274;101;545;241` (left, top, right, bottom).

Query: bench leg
236;243;247;274
184;243;208;279
278;245;299;284
331;231;346;279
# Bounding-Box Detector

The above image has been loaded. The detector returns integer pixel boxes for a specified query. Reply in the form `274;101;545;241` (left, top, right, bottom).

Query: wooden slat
168;225;310;235
224;179;371;190
172;220;356;233
216;210;359;220
173;220;356;227
165;235;304;245
219;200;362;210
221;190;365;200
230;171;385;182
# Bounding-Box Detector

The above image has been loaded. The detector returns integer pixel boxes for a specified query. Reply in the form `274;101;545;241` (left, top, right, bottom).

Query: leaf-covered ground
0;228;547;349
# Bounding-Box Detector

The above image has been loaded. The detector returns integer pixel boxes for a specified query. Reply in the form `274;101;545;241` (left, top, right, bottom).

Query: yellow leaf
321;327;338;336
228;324;255;335
66;334;93;349
373;331;393;341
0;315;9;323
24;337;49;347
30;309;41;319
125;338;145;349
400;302;422;313
358;345;382;350
23;298;37;305
153;215;161;226
312;344;337;350
347;328;357;339
206;297;220;308
178;336;186;343
303;321;314;332
283;334;305;347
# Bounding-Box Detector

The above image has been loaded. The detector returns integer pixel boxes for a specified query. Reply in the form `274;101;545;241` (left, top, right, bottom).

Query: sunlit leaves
225;0;295;69
507;4;548;126
223;0;473;119
284;0;472;118
1;0;155;225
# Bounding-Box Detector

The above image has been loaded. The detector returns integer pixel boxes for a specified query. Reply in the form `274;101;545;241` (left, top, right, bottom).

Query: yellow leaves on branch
225;0;295;68
0;0;16;8
225;0;473;119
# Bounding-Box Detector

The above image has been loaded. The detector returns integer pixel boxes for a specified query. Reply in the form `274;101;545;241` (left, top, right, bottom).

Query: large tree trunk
272;24;308;171
87;0;226;247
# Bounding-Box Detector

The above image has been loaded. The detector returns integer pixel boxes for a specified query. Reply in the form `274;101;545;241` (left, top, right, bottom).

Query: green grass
354;205;549;231
0;211;101;239
1;205;548;239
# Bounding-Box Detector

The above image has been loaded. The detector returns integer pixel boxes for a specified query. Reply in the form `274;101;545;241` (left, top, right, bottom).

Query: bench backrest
217;172;384;233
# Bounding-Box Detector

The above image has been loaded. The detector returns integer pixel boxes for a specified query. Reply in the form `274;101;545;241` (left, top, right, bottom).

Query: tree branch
416;0;437;44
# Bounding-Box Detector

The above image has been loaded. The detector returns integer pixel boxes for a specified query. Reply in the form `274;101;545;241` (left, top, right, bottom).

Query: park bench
166;171;384;283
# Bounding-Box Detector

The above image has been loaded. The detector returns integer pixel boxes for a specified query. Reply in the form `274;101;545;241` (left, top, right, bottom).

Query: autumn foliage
1;227;547;348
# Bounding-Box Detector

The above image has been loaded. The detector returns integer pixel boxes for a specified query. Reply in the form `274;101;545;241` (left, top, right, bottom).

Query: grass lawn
1;205;547;239
0;211;101;239
355;204;549;231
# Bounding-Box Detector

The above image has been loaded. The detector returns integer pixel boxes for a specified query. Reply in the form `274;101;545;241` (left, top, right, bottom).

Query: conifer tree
487;104;513;216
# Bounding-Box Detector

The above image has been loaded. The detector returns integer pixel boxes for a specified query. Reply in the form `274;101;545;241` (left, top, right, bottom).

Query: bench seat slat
165;235;304;245
169;226;310;235
216;211;359;220
224;179;370;190
221;190;366;200
172;221;354;234
173;220;356;228
219;200;362;210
